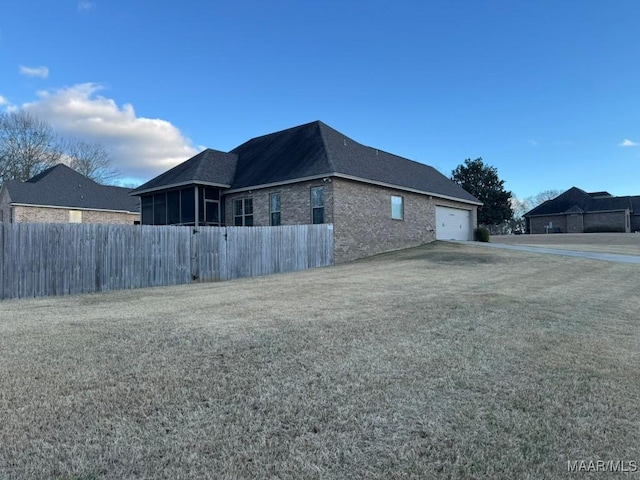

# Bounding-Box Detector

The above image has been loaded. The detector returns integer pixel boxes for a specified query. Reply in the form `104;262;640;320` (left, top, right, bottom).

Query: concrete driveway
465;241;640;264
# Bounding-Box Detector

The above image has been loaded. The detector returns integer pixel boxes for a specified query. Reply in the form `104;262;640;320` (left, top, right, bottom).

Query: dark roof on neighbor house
525;187;640;217
2;164;140;213
132;121;481;205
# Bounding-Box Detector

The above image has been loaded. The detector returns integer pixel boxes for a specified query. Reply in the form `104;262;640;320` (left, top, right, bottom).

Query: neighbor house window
311;187;324;224
69;210;82;223
391;195;404;220
234;198;254;226
270;193;281;226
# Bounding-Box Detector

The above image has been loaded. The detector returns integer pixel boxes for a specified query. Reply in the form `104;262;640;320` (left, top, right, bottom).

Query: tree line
0;110;118;186
451;157;560;233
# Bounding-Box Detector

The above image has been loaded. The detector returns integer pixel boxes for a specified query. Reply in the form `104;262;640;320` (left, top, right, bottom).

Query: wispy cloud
19;65;49;79
77;1;95;11
22;83;199;182
620;139;638;147
528;139;539;147
0;95;8;106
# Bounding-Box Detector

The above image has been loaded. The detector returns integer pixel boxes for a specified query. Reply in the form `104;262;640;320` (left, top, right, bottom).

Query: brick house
0;164;140;224
131;121;481;262
524;187;640;234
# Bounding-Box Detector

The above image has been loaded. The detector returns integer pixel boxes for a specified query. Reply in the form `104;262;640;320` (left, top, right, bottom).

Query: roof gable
3;164;139;213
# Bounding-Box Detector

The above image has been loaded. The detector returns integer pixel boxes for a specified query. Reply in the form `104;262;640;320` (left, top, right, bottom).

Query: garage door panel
436;206;471;241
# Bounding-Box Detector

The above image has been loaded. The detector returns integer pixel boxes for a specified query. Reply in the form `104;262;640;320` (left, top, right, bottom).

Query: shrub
474;227;490;242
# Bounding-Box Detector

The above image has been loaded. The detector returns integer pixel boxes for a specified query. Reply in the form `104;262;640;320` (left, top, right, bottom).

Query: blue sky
1;0;639;199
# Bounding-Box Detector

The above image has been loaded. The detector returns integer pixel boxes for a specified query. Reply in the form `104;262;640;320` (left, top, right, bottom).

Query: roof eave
130;180;232;196
9;202;139;214
226;172;482;206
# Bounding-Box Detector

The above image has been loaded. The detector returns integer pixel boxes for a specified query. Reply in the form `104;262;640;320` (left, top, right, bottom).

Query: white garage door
436;206;471;241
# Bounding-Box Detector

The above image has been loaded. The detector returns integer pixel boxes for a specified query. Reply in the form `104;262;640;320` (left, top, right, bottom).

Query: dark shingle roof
3;164;139;212
525;187;638;216
231;121;480;203
131;149;238;195
132;120;480;205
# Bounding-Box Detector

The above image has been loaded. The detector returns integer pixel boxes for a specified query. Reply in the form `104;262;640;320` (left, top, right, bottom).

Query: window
205;200;219;224
153;192;167;225
391;195;404;220
141;195;153;224
234;198;253;226
69;210;82;223
167;190;181;224
311;187;324;224
181;188;195;224
270;193;281;226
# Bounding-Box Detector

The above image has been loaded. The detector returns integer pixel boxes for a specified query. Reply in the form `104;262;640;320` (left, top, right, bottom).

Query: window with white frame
270;193;281;226
234;198;254;226
311;187;324;224
391;195;404;220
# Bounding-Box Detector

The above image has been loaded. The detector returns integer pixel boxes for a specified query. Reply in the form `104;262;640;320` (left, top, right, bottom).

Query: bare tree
531;189;562;207
0;110;120;185
63;138;120;184
0;110;62;183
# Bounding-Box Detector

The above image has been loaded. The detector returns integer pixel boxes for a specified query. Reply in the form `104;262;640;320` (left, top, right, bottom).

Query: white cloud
77;1;95;11
620;139;638;147
23;83;199;182
19;65;50;79
528;139;539;147
0;94;8;106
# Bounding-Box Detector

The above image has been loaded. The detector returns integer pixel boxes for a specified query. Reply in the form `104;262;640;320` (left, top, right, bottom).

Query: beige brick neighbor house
0;164;140;224
131;121;481;262
524;187;640;234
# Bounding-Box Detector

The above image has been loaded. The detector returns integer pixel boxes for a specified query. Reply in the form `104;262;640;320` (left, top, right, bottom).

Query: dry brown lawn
1;241;639;479
492;232;640;256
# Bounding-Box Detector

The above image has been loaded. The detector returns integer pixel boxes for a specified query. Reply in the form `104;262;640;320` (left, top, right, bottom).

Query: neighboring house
524;187;640;234
0;164;140;224
131;120;481;262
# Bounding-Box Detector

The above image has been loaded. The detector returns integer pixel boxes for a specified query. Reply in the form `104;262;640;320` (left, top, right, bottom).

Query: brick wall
332;178;437;262
223;177;476;263
10;205;139;224
529;215;567;234
224;179;334;226
566;214;584;233
529;211;629;233
583;211;626;232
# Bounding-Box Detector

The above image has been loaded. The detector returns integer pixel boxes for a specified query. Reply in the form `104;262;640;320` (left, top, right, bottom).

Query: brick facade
222;177;476;263
332;178;438;262
224;179;334;227
583;211;627;232
529;211;629;234
6;205;139;224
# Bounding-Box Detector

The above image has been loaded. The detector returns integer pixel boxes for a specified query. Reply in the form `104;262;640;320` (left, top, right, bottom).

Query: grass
1;241;639;479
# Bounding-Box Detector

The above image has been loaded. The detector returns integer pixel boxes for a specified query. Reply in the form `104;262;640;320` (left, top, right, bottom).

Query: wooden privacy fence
0;223;334;300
